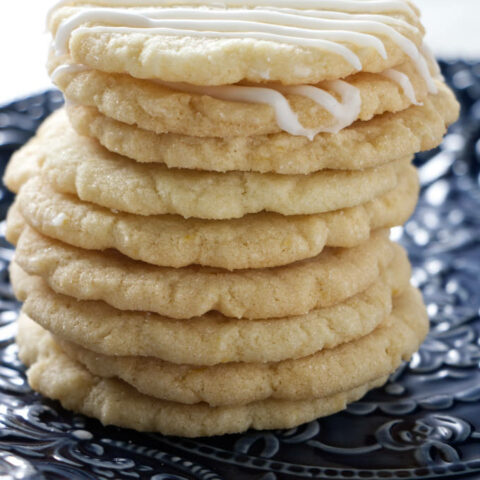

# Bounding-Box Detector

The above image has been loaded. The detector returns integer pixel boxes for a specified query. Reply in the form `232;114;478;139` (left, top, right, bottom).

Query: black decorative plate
1;61;480;480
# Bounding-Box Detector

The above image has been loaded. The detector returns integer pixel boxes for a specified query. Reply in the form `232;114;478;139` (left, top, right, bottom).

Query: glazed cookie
13;227;397;320
7;111;408;219
13;169;418;269
52;61;431;138
50;285;428;406
67;84;459;174
47;2;428;87
13;248;410;365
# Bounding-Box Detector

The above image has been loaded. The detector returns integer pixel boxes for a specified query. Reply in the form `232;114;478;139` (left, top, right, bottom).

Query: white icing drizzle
381;68;422;105
47;0;417;35
52;63;361;139
278;81;362;136
55;10;387;70
265;9;418;33
50;63;89;84
52;5;436;93
162;78;361;139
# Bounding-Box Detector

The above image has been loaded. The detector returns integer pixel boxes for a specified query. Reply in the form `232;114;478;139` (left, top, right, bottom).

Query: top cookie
47;1;431;87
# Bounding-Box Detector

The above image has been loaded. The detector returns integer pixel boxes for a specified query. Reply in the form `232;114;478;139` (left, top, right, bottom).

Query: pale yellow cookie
13;168;418;269
67;84;459;174
19;319;388;437
51;285;427;406
3;136;44;194
5;199;24;246
5;110;409;219
17;288;426;437
11;246;410;365
53;62;430;137
13;227;397;320
48;2;424;86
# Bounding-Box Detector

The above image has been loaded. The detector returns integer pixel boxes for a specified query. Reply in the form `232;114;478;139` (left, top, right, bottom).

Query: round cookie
11;247;410;365
14;169;418;269
48;2;426;86
17;287;426;437
18;318;388;437
67;84;459;174
52;61;430;138
53;286;428;406
11;111;408;220
14;226;396;320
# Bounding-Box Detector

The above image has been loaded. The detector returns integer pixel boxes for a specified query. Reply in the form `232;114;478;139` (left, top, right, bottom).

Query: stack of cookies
4;0;459;437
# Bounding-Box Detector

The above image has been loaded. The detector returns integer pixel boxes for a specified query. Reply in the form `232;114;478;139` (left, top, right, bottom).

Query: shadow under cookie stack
4;1;459;437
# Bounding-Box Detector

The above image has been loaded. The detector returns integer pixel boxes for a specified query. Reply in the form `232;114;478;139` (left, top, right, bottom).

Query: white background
0;0;478;105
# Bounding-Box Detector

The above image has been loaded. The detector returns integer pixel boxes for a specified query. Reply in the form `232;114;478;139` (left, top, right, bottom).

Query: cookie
5;200;24;247
66;84;459;174
52;61;431;137
47;2;426;87
51;285;427;406
13;227;396;320
17;288;426;437
6;111;409;219
3;135;44;194
19;318;388;437
14;169;418;269
11;246;410;365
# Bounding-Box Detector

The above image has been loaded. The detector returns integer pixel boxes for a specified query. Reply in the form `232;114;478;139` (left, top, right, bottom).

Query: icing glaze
52;63;361;139
166;78;361;139
50;63;89;84
382;68;421;105
51;3;436;92
278;81;362;136
54;9;389;69
261;9;417;32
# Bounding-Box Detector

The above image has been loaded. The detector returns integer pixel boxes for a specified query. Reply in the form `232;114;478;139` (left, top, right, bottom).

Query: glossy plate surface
0;61;479;480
